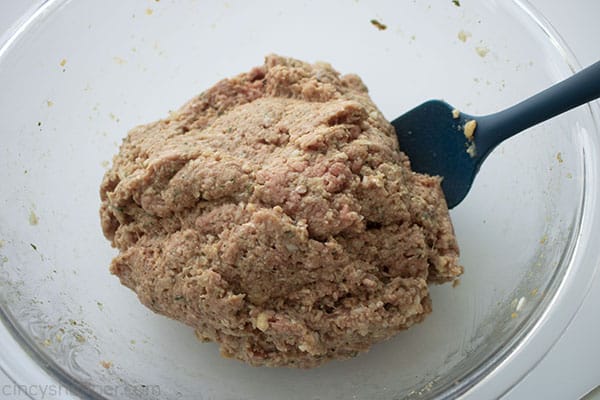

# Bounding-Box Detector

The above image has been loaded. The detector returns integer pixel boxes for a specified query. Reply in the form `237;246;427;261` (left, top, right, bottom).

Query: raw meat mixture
99;55;462;368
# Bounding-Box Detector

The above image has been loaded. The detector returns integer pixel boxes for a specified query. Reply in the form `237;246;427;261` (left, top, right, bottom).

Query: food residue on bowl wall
370;19;387;31
457;30;471;42
475;46;490;58
28;210;39;226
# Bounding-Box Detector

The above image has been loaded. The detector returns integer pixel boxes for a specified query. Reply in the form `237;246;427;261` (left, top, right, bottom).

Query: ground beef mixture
99;55;462;368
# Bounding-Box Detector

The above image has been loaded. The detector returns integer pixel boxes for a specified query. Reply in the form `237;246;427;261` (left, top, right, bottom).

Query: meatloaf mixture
99;55;462;368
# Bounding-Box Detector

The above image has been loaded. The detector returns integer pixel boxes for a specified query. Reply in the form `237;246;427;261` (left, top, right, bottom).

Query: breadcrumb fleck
466;142;477;158
256;313;270;332
463;120;477;141
451;109;460;119
100;360;113;369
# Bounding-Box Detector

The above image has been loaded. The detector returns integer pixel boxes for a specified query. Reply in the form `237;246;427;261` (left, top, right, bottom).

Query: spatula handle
478;61;600;151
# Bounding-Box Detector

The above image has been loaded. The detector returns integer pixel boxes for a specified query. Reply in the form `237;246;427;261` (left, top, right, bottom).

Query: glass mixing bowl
1;1;599;399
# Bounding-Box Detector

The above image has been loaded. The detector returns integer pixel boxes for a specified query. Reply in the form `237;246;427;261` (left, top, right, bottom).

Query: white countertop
0;1;598;399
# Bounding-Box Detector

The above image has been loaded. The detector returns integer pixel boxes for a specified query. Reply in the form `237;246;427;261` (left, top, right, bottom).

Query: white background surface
0;1;598;399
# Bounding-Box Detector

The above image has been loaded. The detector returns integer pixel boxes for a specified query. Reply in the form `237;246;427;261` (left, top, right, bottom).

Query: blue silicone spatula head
391;61;600;209
391;100;481;209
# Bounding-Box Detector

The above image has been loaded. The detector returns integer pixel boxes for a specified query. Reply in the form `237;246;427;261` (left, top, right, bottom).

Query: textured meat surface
99;55;462;368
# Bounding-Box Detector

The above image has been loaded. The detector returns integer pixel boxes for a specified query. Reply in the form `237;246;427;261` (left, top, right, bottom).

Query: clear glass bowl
1;1;599;399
